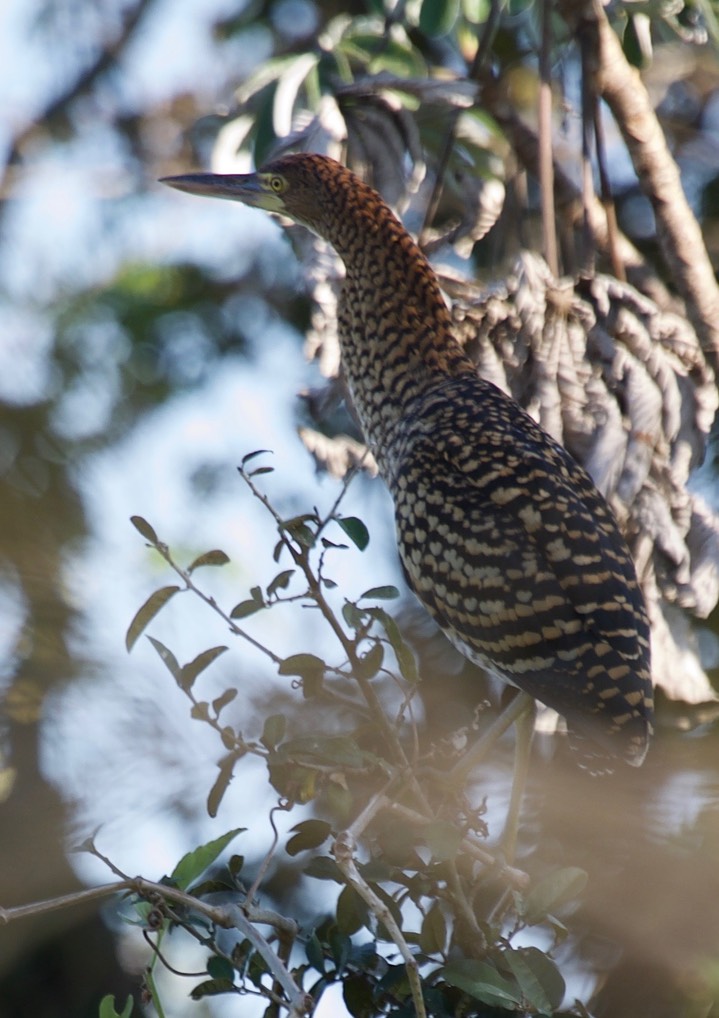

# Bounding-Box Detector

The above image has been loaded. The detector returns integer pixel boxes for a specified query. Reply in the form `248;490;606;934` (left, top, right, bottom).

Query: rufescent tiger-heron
161;154;653;846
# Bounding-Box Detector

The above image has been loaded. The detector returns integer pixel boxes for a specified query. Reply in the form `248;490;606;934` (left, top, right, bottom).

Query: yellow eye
269;176;285;193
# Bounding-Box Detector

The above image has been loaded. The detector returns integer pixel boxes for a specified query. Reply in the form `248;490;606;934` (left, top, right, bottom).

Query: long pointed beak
159;172;266;207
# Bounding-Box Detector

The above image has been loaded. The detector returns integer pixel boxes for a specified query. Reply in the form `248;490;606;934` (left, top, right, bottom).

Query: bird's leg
500;696;536;864
449;690;535;783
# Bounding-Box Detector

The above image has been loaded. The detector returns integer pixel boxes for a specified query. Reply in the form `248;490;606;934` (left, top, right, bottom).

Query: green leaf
230;598;265;620
441;958;521;1008
342;602;366;630
98;994;134;1018
329;928;351;975
212;688;237;715
419;0;460;36
359;585;399;601
502;947;566;1014
419;901;447;955
283;516;316;548
523;867;588;925
343;973;375;1018
286;819;332;856
303;855;343;882
424;821;463;862
187;549;230;573
305;931;326;973
368;608;419;683
126;586;181;652
207;754;242;818
335;516;370;551
266;569;295;597
207;955;235;982
249;465;274;476
260;713;286;750
230;585;265;620
130;515;158;544
336;884;370;936
190;978;236;1000
171;828;246;891
180;646;229;691
282;735;365;768
356;641;384;680
278;653;325;684
240;449;272;467
147;636;182;681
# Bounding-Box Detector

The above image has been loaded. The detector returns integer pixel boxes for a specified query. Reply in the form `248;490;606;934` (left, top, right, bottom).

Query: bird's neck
324;190;475;469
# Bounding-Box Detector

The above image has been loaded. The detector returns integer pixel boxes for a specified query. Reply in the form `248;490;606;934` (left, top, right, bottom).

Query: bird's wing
391;376;652;742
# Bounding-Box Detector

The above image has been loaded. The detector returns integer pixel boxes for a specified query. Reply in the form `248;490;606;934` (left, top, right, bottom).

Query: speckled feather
164;153;654;764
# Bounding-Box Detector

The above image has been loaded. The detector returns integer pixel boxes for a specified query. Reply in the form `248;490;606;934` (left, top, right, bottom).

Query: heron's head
161;153;350;236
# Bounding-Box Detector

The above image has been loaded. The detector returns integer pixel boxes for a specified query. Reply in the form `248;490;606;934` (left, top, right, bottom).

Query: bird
161;153;654;769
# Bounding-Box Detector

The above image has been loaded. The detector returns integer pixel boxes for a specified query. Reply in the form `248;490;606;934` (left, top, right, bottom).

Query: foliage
115;455;594;1017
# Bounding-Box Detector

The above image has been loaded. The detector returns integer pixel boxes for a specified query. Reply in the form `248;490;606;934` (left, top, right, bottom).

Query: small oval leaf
241;449;272;467
359;585;400;601
126;586;181;652
261;712;286;750
286;819;332;856
181;646;229;691
266;569;295;597
335;516;369;551
130;515;158;544
188;549;230;573
278;653;325;682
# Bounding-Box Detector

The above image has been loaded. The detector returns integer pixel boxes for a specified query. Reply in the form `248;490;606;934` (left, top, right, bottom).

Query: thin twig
333;831;427;1018
538;0;558;275
418;0;504;249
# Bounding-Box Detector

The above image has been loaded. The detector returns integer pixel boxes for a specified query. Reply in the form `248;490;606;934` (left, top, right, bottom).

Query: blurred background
2;1;719;1016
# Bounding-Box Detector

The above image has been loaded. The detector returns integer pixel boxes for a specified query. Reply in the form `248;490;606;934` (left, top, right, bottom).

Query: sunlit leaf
99;995;134;1018
335;516;370;550
187;549;230;573
130;515;158;544
126;586;181;652
171;828;246;890
180;646;229;691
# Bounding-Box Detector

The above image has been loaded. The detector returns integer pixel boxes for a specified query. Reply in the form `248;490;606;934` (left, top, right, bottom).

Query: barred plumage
162;153;653;765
